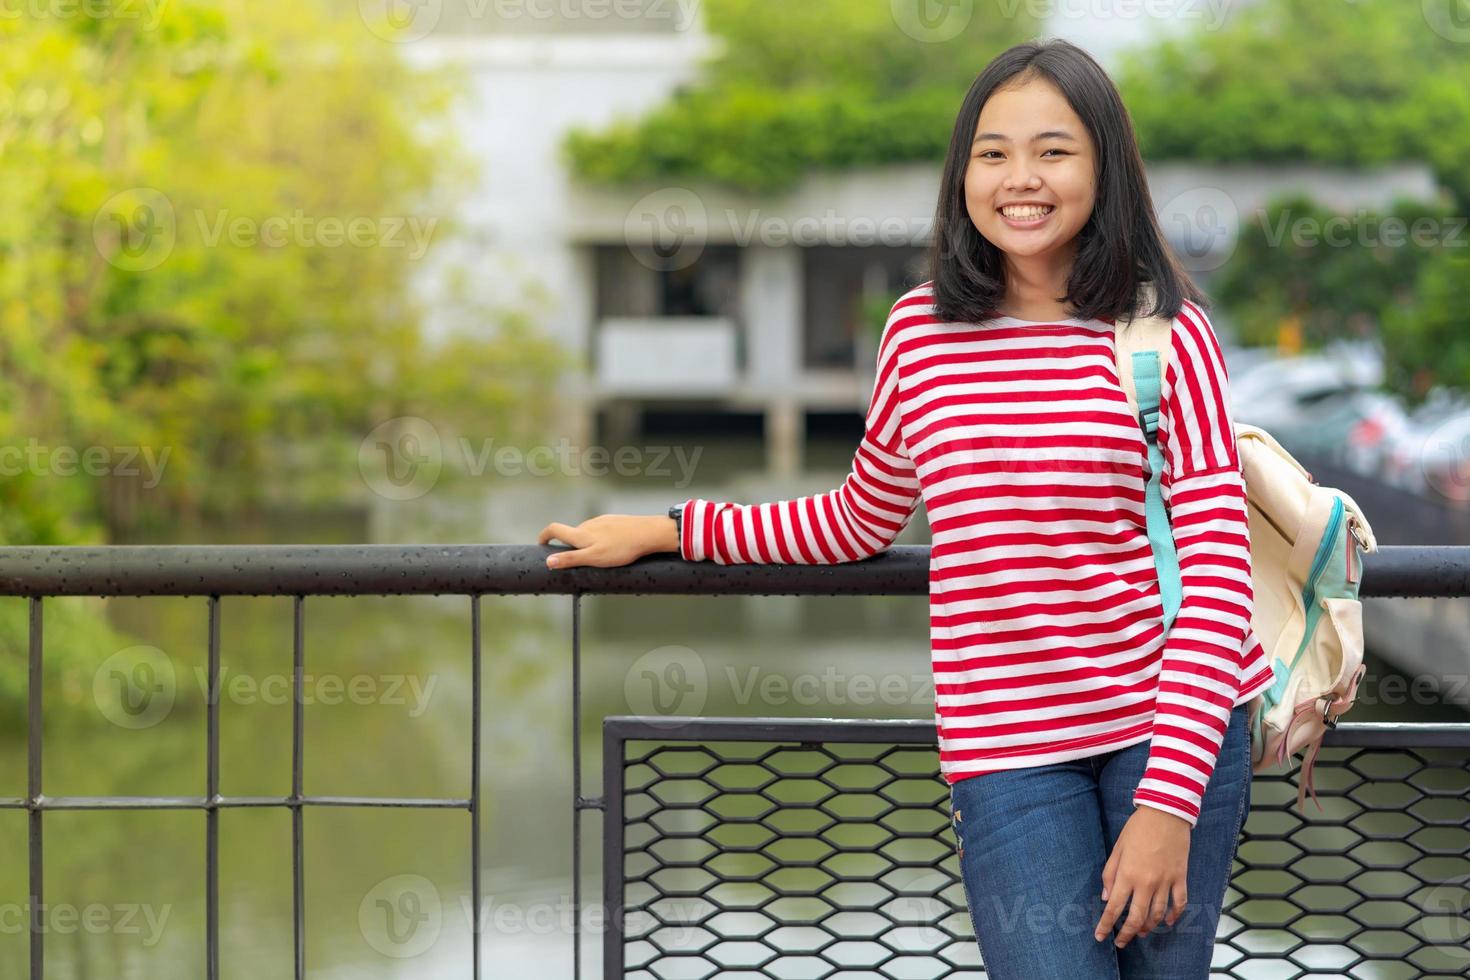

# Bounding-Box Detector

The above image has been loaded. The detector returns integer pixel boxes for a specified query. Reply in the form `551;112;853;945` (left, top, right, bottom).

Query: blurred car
1243;384;1407;471
1229;354;1357;438
1210;347;1470;505
1408;385;1470;426
1221;344;1280;384
1320;338;1386;388
1227;341;1384;421
1307;388;1412;476
1381;388;1470;504
1225;345;1412;479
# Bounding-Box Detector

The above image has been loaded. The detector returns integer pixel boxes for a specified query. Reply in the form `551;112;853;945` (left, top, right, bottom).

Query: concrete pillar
740;245;803;385
603;400;642;453
766;397;802;479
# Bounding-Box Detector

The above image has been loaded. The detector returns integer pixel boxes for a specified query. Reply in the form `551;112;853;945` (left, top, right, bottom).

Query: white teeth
1001;205;1054;219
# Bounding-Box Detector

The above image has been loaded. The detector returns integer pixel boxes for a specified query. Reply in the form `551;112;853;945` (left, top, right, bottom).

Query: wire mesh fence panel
605;719;1470;980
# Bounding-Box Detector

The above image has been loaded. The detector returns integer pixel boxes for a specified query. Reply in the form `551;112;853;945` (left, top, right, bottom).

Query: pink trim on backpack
1277;662;1367;812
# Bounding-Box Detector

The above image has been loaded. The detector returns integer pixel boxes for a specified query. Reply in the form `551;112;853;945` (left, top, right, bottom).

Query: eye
976;149;1068;159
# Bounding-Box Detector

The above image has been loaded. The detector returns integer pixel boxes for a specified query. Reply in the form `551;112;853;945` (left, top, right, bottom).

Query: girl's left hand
1093;806;1191;947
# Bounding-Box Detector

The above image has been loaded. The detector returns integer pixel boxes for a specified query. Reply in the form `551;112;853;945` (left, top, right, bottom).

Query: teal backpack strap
1132;349;1183;632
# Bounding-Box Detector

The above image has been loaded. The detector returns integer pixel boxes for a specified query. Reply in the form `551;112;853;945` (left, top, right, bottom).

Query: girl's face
965;76;1097;264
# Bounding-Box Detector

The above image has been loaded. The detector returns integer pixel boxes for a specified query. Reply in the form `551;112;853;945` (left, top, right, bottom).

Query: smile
998;205;1055;228
999;205;1058;230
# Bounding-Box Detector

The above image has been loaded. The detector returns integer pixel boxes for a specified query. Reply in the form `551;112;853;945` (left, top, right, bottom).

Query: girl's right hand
537;514;680;569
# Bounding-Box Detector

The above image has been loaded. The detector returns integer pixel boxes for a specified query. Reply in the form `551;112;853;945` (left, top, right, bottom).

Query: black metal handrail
1;542;1467;596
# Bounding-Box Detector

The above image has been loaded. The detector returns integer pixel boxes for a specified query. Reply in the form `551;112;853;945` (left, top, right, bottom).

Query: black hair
926;38;1207;325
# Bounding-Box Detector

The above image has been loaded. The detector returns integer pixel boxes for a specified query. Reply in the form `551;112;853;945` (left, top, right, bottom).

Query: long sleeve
677;299;923;564
1131;301;1253;826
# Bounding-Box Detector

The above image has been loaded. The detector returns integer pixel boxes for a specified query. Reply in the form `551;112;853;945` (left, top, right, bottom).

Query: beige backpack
1115;289;1378;813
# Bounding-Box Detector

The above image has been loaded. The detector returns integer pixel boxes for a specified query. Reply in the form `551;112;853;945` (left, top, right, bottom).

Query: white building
394;1;1440;475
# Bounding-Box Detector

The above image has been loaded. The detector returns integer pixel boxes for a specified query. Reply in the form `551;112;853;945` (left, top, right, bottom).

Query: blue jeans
948;702;1252;979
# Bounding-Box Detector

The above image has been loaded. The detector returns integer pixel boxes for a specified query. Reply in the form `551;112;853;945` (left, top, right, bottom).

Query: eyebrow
972;130;1078;145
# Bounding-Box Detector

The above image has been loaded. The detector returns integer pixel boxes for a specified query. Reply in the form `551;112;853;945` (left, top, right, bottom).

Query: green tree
563;0;1041;192
0;1;568;543
1210;194;1451;351
1117;0;1470;209
565;0;1470;209
1381;244;1470;405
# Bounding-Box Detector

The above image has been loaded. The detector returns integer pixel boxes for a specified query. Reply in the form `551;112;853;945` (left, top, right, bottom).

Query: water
0;432;1461;978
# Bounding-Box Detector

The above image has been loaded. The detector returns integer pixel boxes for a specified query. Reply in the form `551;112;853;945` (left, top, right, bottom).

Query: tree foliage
1380;243;1470;404
566;0;1470;214
563;0;1041;192
1116;0;1470;209
1209;194;1449;348
0;1;568;544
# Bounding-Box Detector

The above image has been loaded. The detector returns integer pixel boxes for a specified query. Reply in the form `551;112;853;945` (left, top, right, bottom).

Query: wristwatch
667;504;683;546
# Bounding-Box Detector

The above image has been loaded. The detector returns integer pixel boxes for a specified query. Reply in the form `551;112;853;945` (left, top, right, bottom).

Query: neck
999;245;1077;320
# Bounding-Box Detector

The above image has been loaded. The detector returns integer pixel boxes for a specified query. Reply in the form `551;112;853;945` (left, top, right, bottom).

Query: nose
1004;158;1042;190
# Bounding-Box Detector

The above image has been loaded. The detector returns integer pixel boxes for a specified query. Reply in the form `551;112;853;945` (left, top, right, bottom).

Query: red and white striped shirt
677;282;1275;826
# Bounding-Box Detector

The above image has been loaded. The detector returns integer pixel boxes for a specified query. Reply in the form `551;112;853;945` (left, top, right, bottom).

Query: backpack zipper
1284;496;1344;676
1345;525;1358;584
1303;496;1344;611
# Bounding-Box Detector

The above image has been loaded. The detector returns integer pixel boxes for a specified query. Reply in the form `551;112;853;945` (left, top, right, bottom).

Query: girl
539;38;1272;979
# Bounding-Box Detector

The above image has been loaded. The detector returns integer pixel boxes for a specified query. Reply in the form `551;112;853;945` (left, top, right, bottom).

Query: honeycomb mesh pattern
609;729;1470;979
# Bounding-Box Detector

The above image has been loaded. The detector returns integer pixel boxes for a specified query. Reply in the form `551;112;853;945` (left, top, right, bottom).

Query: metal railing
0;543;1466;979
603;717;1470;978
